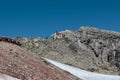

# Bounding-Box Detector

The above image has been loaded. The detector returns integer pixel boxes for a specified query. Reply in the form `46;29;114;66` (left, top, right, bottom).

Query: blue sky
0;0;120;38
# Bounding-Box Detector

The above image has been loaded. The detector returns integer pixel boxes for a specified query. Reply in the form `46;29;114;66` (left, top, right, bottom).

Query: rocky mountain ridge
15;26;120;75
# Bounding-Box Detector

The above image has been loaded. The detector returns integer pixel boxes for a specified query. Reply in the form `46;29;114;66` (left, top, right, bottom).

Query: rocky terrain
0;41;78;80
16;26;120;75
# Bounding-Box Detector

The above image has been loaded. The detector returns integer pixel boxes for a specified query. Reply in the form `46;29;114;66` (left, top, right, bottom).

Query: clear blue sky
0;0;120;38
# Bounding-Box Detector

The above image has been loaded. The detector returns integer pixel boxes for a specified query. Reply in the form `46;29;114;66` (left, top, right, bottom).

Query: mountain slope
16;26;120;75
0;41;77;80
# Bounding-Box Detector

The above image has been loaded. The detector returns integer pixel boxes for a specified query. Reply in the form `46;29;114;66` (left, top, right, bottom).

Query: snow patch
43;58;120;80
0;73;20;80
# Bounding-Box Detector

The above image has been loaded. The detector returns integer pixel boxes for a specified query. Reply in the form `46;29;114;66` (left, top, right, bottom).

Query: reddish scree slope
0;42;76;80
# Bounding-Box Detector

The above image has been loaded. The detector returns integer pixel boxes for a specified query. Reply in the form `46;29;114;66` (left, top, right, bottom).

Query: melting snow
43;58;120;80
0;73;20;80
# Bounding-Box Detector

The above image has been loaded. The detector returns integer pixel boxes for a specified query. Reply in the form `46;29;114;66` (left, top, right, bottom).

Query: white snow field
0;73;20;80
43;58;120;80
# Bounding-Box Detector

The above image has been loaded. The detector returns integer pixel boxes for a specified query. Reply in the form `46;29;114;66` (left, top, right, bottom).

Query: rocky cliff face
16;27;120;75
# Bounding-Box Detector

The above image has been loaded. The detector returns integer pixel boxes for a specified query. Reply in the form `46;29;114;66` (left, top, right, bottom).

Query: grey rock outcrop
15;26;120;75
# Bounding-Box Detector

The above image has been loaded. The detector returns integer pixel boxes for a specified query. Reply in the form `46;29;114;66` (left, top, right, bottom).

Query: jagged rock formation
0;36;21;46
0;42;77;80
16;26;120;75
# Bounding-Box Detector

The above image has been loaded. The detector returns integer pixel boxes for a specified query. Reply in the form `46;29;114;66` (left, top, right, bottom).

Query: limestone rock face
108;47;120;70
16;27;120;75
0;42;77;80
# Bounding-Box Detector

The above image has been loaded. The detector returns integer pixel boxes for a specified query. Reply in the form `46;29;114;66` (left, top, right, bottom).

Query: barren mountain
16;26;120;75
0;41;77;80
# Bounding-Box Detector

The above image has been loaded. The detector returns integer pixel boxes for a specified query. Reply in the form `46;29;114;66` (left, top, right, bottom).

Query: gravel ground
0;42;78;80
